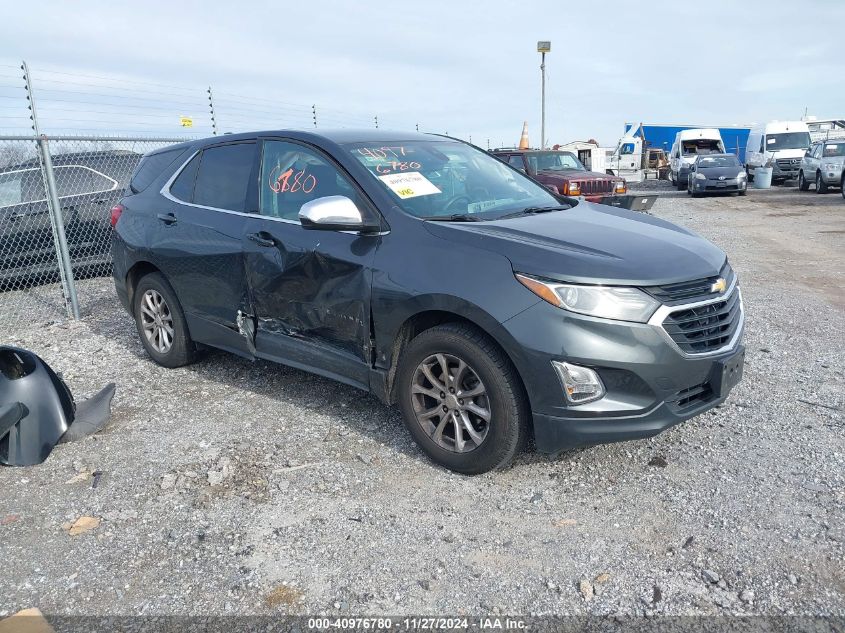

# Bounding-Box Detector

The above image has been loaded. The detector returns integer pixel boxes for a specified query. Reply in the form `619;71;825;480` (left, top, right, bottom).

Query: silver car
798;139;845;193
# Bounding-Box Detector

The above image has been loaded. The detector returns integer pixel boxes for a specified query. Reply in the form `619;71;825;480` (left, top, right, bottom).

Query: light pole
537;41;551;149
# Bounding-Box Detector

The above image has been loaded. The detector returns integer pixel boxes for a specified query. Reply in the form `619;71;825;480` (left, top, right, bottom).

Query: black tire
677;175;686;191
132;272;196;368
816;172;828;194
738;189;747;196
798;171;810;191
746;166;755;182
396;323;528;475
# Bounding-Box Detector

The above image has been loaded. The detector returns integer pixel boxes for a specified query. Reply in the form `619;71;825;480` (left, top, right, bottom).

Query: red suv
492;149;652;211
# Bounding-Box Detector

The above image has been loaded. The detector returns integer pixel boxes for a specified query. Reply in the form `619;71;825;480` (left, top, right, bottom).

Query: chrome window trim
159;147;387;235
647;276;744;358
0;164;119;210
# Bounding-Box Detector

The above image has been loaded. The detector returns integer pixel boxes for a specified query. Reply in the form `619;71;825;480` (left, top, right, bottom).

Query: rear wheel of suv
396;323;528;475
133;272;195;368
816;172;828;194
798;171;810;191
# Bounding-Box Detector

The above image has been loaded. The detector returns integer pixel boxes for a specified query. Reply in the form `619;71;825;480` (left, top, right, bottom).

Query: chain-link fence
0;136;185;326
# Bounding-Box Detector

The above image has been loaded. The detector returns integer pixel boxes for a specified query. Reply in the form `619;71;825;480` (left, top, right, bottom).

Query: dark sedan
0;149;141;291
687;154;748;197
112;130;744;474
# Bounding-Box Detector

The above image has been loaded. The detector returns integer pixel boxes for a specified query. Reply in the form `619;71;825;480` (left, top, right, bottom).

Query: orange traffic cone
518;121;530;149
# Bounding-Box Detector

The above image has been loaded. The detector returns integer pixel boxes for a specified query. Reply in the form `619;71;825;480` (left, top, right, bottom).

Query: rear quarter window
129;147;189;193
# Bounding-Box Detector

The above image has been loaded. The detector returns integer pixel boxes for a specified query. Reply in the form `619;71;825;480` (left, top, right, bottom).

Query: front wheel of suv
816;172;829;194
396;323;528;475
133;272;196;368
798;171;810;191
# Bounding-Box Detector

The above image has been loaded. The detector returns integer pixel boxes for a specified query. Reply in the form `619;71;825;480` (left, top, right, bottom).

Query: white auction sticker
377;171;441;199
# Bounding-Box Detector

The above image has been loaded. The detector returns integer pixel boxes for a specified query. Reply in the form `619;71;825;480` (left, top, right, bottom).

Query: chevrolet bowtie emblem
710;278;727;293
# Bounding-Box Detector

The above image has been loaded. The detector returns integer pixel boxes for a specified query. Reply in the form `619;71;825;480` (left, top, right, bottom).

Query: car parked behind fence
0;149;141;291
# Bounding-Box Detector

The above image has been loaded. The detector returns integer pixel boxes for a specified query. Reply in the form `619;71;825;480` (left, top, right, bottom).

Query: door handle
157;213;177;225
247;231;275;247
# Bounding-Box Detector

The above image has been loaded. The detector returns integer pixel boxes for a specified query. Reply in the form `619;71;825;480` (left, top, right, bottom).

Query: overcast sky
2;0;843;146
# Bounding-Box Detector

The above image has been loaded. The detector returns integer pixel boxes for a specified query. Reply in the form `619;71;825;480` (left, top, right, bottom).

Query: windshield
697;156;740;168
822;143;845;158
526;152;585;172
766;132;811;151
345;140;561;219
682;139;723;155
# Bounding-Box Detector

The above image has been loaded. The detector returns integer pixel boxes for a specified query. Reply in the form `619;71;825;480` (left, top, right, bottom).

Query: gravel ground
0;185;843;618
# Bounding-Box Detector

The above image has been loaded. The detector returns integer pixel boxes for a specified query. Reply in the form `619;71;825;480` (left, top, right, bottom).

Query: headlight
823;162;842;171
566;182;581;196
614;180;627;194
695;172;706;180
515;273;660;323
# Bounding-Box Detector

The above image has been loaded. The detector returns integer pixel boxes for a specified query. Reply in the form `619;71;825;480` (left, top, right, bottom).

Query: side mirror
299;196;379;233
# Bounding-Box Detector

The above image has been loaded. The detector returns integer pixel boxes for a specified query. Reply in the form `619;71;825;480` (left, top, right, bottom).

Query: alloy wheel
140;289;174;354
410;353;491;453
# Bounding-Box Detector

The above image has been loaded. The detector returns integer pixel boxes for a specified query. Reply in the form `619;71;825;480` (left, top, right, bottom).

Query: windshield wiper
424;213;483;222
499;205;570;219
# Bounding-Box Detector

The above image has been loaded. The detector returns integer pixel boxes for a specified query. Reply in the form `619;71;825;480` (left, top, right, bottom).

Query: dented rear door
242;139;379;390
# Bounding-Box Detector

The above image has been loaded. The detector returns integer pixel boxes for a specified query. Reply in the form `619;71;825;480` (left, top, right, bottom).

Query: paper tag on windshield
378;172;441;199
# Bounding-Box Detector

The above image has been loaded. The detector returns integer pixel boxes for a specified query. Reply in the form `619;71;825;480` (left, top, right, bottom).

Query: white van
745;121;811;184
669;129;725;190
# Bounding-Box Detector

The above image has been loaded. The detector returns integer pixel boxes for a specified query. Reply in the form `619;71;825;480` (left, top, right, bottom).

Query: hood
767;148;806;159
423;202;725;286
536;169;618;182
698;165;743;179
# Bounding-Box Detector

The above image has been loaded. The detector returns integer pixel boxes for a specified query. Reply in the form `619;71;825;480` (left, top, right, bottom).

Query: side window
507;155;525;171
621;142;635;155
193;143;256;212
53;166;117;197
130;148;187;193
169;153;201;202
814;144;823;158
260;140;359;221
0;168;46;207
759;136;764;152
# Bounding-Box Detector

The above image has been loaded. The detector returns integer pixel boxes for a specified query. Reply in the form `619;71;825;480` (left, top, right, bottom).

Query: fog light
552;361;605;405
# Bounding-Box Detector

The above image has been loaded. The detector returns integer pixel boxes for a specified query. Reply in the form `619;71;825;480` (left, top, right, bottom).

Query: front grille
668;381;714;411
645;263;734;305
579;179;613;195
662;288;742;353
776;158;800;169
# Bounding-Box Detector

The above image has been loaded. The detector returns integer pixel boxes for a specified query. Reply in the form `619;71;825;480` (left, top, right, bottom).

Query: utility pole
207;86;218;135
537;41;551;149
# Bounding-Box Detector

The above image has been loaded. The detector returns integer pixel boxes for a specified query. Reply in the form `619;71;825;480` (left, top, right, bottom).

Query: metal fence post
38;137;80;319
22;60;81;319
207;86;218;135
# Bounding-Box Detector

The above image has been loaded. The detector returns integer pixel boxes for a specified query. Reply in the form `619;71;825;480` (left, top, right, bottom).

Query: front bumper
691;177;747;193
772;160;801;179
502;286;745;454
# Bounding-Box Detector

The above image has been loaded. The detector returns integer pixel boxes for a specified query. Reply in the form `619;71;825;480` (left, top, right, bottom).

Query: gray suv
798;139;845;193
112;130;745;474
